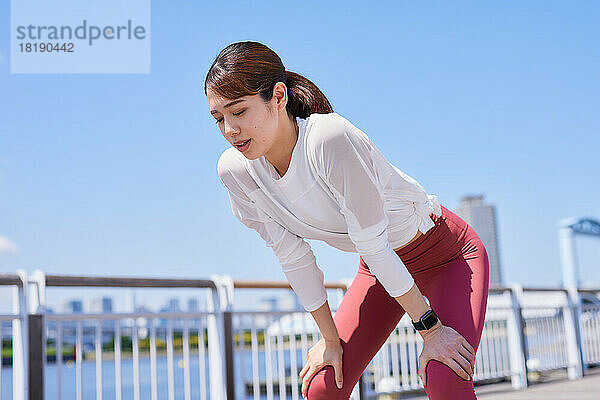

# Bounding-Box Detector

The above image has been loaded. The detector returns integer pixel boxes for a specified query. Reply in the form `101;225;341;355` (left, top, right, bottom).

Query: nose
224;118;239;139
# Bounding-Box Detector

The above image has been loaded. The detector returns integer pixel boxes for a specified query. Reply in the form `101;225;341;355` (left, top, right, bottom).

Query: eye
215;109;245;124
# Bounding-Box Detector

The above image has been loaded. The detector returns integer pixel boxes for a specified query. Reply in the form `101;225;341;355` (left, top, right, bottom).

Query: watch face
423;311;438;328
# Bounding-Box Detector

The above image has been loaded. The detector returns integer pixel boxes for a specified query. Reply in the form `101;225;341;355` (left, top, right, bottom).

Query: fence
0;270;598;400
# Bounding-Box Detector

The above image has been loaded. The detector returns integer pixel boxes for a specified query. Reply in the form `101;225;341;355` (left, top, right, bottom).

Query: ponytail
284;70;333;118
205;41;333;119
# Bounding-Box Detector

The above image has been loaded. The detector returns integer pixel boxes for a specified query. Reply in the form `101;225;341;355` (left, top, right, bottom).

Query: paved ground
402;367;600;399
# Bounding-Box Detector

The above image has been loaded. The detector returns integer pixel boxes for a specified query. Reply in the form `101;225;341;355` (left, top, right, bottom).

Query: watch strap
412;309;439;331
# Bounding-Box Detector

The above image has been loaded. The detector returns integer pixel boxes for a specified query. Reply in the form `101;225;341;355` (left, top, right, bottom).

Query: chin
241;151;261;160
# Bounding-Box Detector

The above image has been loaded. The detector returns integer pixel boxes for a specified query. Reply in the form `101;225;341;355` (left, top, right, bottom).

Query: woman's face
207;87;282;160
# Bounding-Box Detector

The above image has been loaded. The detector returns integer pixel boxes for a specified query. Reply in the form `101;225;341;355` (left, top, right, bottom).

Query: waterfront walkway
405;367;600;399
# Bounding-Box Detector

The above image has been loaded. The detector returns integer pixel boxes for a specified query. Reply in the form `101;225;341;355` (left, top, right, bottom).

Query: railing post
577;289;594;372
562;291;584;379
206;277;226;400
356;372;365;400
507;284;528;389
206;275;235;400
28;270;47;400
217;276;235;400
13;270;29;400
223;310;235;400
27;314;43;400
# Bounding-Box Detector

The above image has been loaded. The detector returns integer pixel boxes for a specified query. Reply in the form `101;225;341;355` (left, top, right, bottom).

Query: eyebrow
210;99;245;115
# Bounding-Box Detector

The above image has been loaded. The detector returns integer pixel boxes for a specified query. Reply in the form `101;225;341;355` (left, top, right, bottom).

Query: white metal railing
0;271;28;400
357;285;600;399
221;284;600;400
25;271;229;400
43;312;212;400
1;271;598;400
228;310;364;400
581;304;600;365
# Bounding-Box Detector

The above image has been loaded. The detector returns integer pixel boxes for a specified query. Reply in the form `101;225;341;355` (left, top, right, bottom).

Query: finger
458;344;475;371
418;358;428;386
457;346;475;375
462;338;475;355
462;340;476;367
301;366;317;398
333;361;343;389
299;363;309;379
445;357;471;380
453;349;473;376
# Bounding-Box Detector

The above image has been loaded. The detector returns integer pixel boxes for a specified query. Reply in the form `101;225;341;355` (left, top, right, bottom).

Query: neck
266;116;298;177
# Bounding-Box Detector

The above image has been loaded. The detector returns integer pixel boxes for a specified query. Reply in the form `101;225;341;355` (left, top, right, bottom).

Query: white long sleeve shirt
217;112;442;312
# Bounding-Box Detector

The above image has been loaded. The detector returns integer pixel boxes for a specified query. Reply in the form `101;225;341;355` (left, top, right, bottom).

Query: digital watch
411;309;439;331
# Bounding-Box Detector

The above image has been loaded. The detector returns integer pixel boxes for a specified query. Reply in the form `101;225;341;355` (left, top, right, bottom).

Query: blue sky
1;1;599;311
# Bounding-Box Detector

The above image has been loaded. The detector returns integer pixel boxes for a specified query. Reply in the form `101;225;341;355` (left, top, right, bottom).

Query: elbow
354;234;392;257
387;279;415;298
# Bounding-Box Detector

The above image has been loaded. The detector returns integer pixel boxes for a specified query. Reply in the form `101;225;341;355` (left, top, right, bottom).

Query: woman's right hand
299;337;344;398
417;323;476;386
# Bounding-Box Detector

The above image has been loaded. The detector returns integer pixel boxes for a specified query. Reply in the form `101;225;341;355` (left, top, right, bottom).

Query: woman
206;41;489;400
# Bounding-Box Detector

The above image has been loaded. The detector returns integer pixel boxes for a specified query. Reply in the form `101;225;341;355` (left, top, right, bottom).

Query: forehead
207;90;228;107
208;89;249;104
208;92;260;115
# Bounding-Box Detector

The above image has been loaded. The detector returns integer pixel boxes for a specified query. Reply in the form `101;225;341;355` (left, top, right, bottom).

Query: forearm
309;300;340;342
395;282;442;338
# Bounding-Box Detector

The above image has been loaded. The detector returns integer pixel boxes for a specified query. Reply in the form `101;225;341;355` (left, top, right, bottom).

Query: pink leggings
306;205;490;399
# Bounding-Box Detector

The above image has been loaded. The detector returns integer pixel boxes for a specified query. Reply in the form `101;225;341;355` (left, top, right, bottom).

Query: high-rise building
187;298;200;312
454;194;503;288
63;299;83;313
160;297;181;313
89;296;113;313
88;296;115;330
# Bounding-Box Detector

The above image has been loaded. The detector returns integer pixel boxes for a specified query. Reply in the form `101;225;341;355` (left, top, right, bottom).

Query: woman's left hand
417;323;476;386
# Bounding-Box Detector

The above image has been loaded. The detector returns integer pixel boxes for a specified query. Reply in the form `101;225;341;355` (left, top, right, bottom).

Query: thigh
415;233;490;399
306;258;406;399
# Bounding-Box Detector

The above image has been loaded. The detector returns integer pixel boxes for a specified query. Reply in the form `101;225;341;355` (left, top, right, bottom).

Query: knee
424;360;476;400
306;366;347;400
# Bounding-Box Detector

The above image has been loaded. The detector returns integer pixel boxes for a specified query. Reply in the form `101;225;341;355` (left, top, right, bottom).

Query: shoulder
217;146;247;179
305;112;374;156
216;147;258;195
305;112;349;147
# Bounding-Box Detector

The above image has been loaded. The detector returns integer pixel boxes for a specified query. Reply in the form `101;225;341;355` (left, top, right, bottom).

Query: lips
234;139;250;147
234;138;251;152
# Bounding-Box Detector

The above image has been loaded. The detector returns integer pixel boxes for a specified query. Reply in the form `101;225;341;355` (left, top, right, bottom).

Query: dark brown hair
204;41;333;119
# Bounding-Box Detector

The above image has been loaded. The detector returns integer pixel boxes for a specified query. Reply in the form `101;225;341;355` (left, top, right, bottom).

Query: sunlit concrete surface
403;367;600;400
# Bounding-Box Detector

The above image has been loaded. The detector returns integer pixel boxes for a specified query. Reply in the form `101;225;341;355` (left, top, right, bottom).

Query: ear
272;81;289;112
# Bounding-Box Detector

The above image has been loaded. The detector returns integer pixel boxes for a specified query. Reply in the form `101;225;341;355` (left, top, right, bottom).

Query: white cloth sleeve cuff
282;261;328;312
360;239;415;298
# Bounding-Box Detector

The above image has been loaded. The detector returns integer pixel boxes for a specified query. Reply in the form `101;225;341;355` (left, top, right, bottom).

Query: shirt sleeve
217;150;328;312
307;114;415;298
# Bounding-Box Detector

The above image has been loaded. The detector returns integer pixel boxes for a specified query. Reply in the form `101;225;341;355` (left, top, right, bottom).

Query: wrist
322;336;341;345
419;320;443;340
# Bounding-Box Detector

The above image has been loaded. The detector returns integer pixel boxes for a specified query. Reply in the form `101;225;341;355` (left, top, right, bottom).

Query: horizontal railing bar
44;275;217;289
230;307;511;315
34;275;600;294
230;309;313;316
522;287;569;293
489;286;574;293
233;279;347;290
578;288;600;293
45;311;214;321
0;274;22;286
